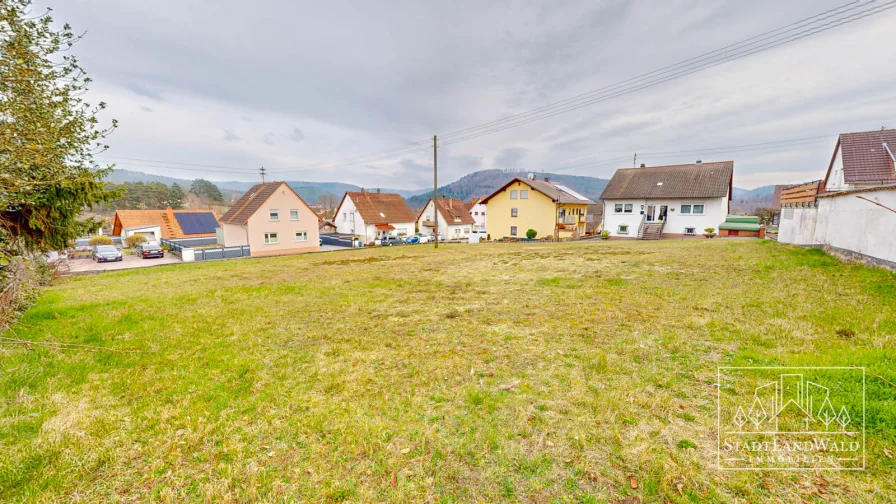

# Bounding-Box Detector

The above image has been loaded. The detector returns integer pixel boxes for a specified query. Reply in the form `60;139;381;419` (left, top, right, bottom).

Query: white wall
470;202;486;231
825;147;846;191
603;197;728;236
778;207;819;245
815;188;896;263
417;200;472;239
335;195;367;238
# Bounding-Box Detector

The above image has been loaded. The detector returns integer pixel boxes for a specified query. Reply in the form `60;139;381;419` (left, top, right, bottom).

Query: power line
100;1;893;177
438;1;896;147
437;1;869;142
549;135;835;174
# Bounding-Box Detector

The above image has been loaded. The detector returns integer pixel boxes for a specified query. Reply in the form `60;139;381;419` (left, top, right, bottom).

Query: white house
600;161;733;238
779;129;896;267
333;189;417;244
416;197;475;240
469;198;487;232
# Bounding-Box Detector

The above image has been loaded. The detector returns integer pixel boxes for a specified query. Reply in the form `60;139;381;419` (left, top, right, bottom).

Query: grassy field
1;240;894;502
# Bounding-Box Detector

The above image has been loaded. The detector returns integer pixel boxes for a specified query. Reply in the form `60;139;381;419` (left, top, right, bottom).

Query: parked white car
469;230;486;243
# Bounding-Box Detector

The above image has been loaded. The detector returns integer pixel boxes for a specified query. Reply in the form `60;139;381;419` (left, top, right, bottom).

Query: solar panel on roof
174;212;219;235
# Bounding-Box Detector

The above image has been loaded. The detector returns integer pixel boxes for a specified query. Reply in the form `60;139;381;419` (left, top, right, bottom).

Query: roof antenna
259;166;267;183
633;153;637;168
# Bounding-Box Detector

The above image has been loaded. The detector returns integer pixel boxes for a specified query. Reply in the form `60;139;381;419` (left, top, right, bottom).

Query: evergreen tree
167;183;185;209
0;1;119;251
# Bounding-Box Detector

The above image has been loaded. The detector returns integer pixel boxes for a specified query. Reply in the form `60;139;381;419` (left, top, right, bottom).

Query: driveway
64;253;183;274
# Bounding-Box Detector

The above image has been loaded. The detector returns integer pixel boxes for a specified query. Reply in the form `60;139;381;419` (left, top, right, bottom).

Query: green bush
526;229;537;239
600;230;610;240
704;227;715;234
88;235;113;247
124;234;148;248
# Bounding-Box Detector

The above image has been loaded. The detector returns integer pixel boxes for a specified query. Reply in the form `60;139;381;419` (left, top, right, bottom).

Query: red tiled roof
420;198;476;225
835;129;896;184
340;191;416;225
600;161;733;200
112;209;218;239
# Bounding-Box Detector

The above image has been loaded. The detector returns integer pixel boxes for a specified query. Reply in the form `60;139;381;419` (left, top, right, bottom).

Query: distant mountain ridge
404;169;612;208
105;169;419;203
108;168;765;211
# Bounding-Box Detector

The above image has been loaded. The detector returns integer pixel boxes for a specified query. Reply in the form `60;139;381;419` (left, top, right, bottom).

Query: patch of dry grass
1;240;894;502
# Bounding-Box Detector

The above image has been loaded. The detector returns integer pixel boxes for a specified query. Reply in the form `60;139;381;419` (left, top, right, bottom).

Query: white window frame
614;203;623;213
269;209;279;221
520;189;528;199
264;232;279;244
623;204;633;214
681;204;692;214
510;226;518;236
511;208;518;217
510;190;518;199
295;231;308;242
290;209;299;221
343;212;347;222
691;204;705;215
618;224;629;235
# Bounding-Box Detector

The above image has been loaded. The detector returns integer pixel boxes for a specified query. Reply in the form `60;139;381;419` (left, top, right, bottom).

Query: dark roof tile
600;161;733;199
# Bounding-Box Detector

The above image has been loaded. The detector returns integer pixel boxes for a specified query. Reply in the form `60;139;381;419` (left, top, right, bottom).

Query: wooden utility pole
433;135;438;248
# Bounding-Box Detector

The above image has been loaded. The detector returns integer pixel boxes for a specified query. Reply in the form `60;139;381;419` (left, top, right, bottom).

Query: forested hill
404;169;611;208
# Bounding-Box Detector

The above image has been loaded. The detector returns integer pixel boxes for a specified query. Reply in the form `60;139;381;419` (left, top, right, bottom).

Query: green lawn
1;240;894;502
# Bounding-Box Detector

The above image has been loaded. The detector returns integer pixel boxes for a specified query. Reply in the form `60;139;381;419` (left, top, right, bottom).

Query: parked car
416;233;432;244
136;243;164;259
405;235;420;244
426;232;446;242
380;235;405;246
93;245;122;262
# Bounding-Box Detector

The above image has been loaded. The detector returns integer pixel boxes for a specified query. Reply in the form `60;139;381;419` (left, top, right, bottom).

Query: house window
264;232;279;244
618;225;629;235
343;212;347;222
510;190;518;199
295;231;308;242
482;211;485;216
685;227;696;235
692;204;705;215
624;204;633;214
397;228;408;236
269;209;279;221
510;226;518;236
681;205;692;214
511;208;518;217
614;204;623;213
290;209;299;220
520;190;528;199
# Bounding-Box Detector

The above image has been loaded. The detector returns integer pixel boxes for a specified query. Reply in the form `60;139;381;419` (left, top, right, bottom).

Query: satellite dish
527;173;535;180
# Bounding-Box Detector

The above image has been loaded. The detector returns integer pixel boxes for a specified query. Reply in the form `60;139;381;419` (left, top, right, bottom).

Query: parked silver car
92;245;122;262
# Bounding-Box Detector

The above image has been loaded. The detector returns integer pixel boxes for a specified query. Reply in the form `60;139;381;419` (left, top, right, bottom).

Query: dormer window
379;212;385;218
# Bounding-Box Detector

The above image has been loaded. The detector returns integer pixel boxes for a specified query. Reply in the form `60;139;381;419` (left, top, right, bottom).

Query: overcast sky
36;0;896;190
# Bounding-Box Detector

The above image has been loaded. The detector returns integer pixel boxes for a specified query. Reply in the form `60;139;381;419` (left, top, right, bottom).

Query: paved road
65;253;183;274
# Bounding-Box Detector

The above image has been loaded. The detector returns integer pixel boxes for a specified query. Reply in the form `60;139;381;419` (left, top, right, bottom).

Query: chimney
544;177;551;182
640;163;646;168
376;188;380;193
695;159;702;165
360;187;365;193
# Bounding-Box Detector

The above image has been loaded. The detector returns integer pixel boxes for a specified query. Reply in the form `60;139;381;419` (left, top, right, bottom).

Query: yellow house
480;175;594;240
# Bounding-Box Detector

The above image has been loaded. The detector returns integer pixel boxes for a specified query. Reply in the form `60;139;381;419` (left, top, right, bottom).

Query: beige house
219;181;321;257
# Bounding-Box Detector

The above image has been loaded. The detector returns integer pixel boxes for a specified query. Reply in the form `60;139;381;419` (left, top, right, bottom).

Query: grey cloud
262;132;276;146
493;147;527;170
139;105;153;113
43;0;894;189
223;129;242;142
125;82;164;102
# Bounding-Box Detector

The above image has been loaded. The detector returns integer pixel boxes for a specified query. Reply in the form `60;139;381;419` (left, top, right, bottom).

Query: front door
658;205;668;222
646;205;656;222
